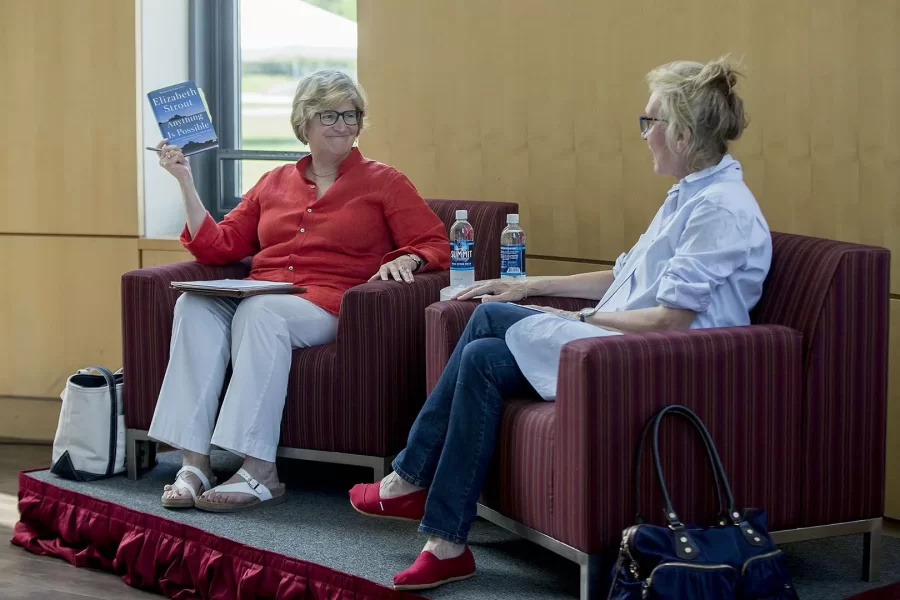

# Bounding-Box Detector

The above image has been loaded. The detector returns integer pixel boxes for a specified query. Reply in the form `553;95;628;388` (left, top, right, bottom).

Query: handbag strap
632;408;728;525
649;405;740;528
83;366;120;478
651;406;769;549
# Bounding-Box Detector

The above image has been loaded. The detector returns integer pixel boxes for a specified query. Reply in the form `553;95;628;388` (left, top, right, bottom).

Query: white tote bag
50;366;126;481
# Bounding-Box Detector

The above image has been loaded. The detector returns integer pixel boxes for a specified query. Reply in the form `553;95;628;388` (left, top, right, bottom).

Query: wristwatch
578;307;599;322
406;253;423;272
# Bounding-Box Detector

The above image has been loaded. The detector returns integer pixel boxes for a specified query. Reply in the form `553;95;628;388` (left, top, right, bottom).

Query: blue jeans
392;302;538;544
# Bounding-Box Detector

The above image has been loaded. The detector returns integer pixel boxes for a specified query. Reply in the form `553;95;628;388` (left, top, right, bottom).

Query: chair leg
147;440;158;471
126;430;140;481
372;456;392;482
126;430;158;481
579;554;604;600
863;518;882;582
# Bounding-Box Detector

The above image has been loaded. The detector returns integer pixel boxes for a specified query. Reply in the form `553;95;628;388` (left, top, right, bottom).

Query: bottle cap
456;210;468;220
506;213;520;224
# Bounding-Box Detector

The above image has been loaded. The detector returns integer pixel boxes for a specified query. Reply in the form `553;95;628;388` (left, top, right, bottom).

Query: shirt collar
296;146;364;181
667;154;740;195
683;153;738;184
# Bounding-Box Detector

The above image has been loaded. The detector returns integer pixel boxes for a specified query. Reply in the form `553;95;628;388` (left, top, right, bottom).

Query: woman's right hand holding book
155;139;193;182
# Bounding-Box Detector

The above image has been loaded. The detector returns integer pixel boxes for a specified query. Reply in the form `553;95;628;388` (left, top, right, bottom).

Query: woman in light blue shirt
349;56;772;591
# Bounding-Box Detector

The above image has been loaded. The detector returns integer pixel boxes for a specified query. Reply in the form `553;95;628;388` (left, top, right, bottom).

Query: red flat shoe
393;547;476;590
349;482;426;521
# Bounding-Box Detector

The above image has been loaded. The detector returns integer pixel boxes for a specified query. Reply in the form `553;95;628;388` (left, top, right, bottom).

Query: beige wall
0;0;140;441
358;0;899;270
139;238;192;268
358;0;900;516
0;1;140;236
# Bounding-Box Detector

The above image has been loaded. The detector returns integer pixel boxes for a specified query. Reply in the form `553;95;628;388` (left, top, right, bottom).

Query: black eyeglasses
318;109;362;126
639;116;666;135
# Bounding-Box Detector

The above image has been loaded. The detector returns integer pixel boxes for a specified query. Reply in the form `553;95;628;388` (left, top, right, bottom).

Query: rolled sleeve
612;251;629;278
180;175;264;265
656;204;750;313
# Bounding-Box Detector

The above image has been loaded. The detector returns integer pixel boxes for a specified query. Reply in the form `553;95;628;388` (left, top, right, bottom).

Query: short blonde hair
290;69;367;144
647;56;747;172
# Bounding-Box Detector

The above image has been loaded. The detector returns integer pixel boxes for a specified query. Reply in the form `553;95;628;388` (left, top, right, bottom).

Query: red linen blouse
181;148;450;314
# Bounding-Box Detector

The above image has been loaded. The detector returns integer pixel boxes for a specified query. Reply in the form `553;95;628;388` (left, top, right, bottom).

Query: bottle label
450;240;475;271
501;244;526;276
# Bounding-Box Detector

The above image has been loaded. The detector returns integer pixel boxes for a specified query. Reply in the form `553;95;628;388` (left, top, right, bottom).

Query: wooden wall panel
886;300;900;519
0;397;61;443
141;248;192;268
358;0;900;292
527;260;611;278
857;0;900;291
0;0;139;236
0;236;139;398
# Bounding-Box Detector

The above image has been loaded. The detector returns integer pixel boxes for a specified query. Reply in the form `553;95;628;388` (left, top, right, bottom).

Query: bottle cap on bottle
506;214;520;224
456;210;468;220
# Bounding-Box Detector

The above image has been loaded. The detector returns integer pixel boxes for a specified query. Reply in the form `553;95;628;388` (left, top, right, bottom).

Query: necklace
309;163;338;178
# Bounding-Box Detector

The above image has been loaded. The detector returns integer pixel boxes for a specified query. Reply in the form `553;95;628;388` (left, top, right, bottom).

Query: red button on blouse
181;148;450;314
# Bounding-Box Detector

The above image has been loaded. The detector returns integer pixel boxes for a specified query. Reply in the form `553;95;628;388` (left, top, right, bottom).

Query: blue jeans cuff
418;523;468;545
391;461;431;489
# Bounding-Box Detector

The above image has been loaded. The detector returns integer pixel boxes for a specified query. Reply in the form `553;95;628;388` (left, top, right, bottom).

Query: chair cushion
481;398;556;535
280;344;339;451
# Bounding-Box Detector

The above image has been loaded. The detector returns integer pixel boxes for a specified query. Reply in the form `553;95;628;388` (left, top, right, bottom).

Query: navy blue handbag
607;405;798;599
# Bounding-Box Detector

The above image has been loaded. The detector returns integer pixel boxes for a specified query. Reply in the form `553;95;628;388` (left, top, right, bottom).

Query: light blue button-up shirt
598;154;771;328
505;154;772;400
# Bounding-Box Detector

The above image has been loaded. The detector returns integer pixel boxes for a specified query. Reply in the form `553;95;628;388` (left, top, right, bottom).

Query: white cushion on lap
505;313;622;401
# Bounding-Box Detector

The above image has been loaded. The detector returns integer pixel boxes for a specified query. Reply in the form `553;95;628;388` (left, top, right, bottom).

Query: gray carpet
24;451;900;599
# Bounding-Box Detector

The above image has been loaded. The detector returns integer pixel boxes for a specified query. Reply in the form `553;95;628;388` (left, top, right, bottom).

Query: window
189;0;358;219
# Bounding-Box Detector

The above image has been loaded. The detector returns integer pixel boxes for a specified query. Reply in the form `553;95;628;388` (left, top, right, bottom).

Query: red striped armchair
424;232;890;598
122;199;518;481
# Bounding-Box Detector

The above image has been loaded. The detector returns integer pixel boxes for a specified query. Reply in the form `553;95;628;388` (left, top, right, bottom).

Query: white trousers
148;293;338;462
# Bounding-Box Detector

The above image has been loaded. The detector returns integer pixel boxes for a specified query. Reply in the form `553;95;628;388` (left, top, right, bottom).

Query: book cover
147;80;218;155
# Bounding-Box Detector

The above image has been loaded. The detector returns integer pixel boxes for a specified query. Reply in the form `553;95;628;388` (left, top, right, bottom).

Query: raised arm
155;138;263;265
155;139;208;236
178;174;267;265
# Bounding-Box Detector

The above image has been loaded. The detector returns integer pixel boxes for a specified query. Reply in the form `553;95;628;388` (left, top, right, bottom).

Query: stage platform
10;451;900;599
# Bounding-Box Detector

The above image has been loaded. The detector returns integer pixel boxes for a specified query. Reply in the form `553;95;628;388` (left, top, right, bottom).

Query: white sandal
161;465;214;509
193;468;287;513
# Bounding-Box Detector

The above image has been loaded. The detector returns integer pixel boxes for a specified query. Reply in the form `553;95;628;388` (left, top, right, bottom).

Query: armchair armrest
424;296;595;391
551;324;804;554
121;259;250;430
335;271;451;455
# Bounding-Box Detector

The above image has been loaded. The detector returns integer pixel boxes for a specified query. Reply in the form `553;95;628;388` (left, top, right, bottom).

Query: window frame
189;0;307;221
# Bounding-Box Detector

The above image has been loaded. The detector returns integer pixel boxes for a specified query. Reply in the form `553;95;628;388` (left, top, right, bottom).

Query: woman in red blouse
148;69;449;513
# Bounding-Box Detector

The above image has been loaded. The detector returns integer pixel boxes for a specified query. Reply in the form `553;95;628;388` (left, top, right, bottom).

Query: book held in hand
170;279;306;298
147;81;218;155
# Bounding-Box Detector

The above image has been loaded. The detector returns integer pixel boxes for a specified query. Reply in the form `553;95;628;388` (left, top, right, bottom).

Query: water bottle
500;213;526;280
449;209;475;289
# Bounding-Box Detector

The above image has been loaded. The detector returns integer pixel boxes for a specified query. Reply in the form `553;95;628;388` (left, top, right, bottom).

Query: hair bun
695;56;741;97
